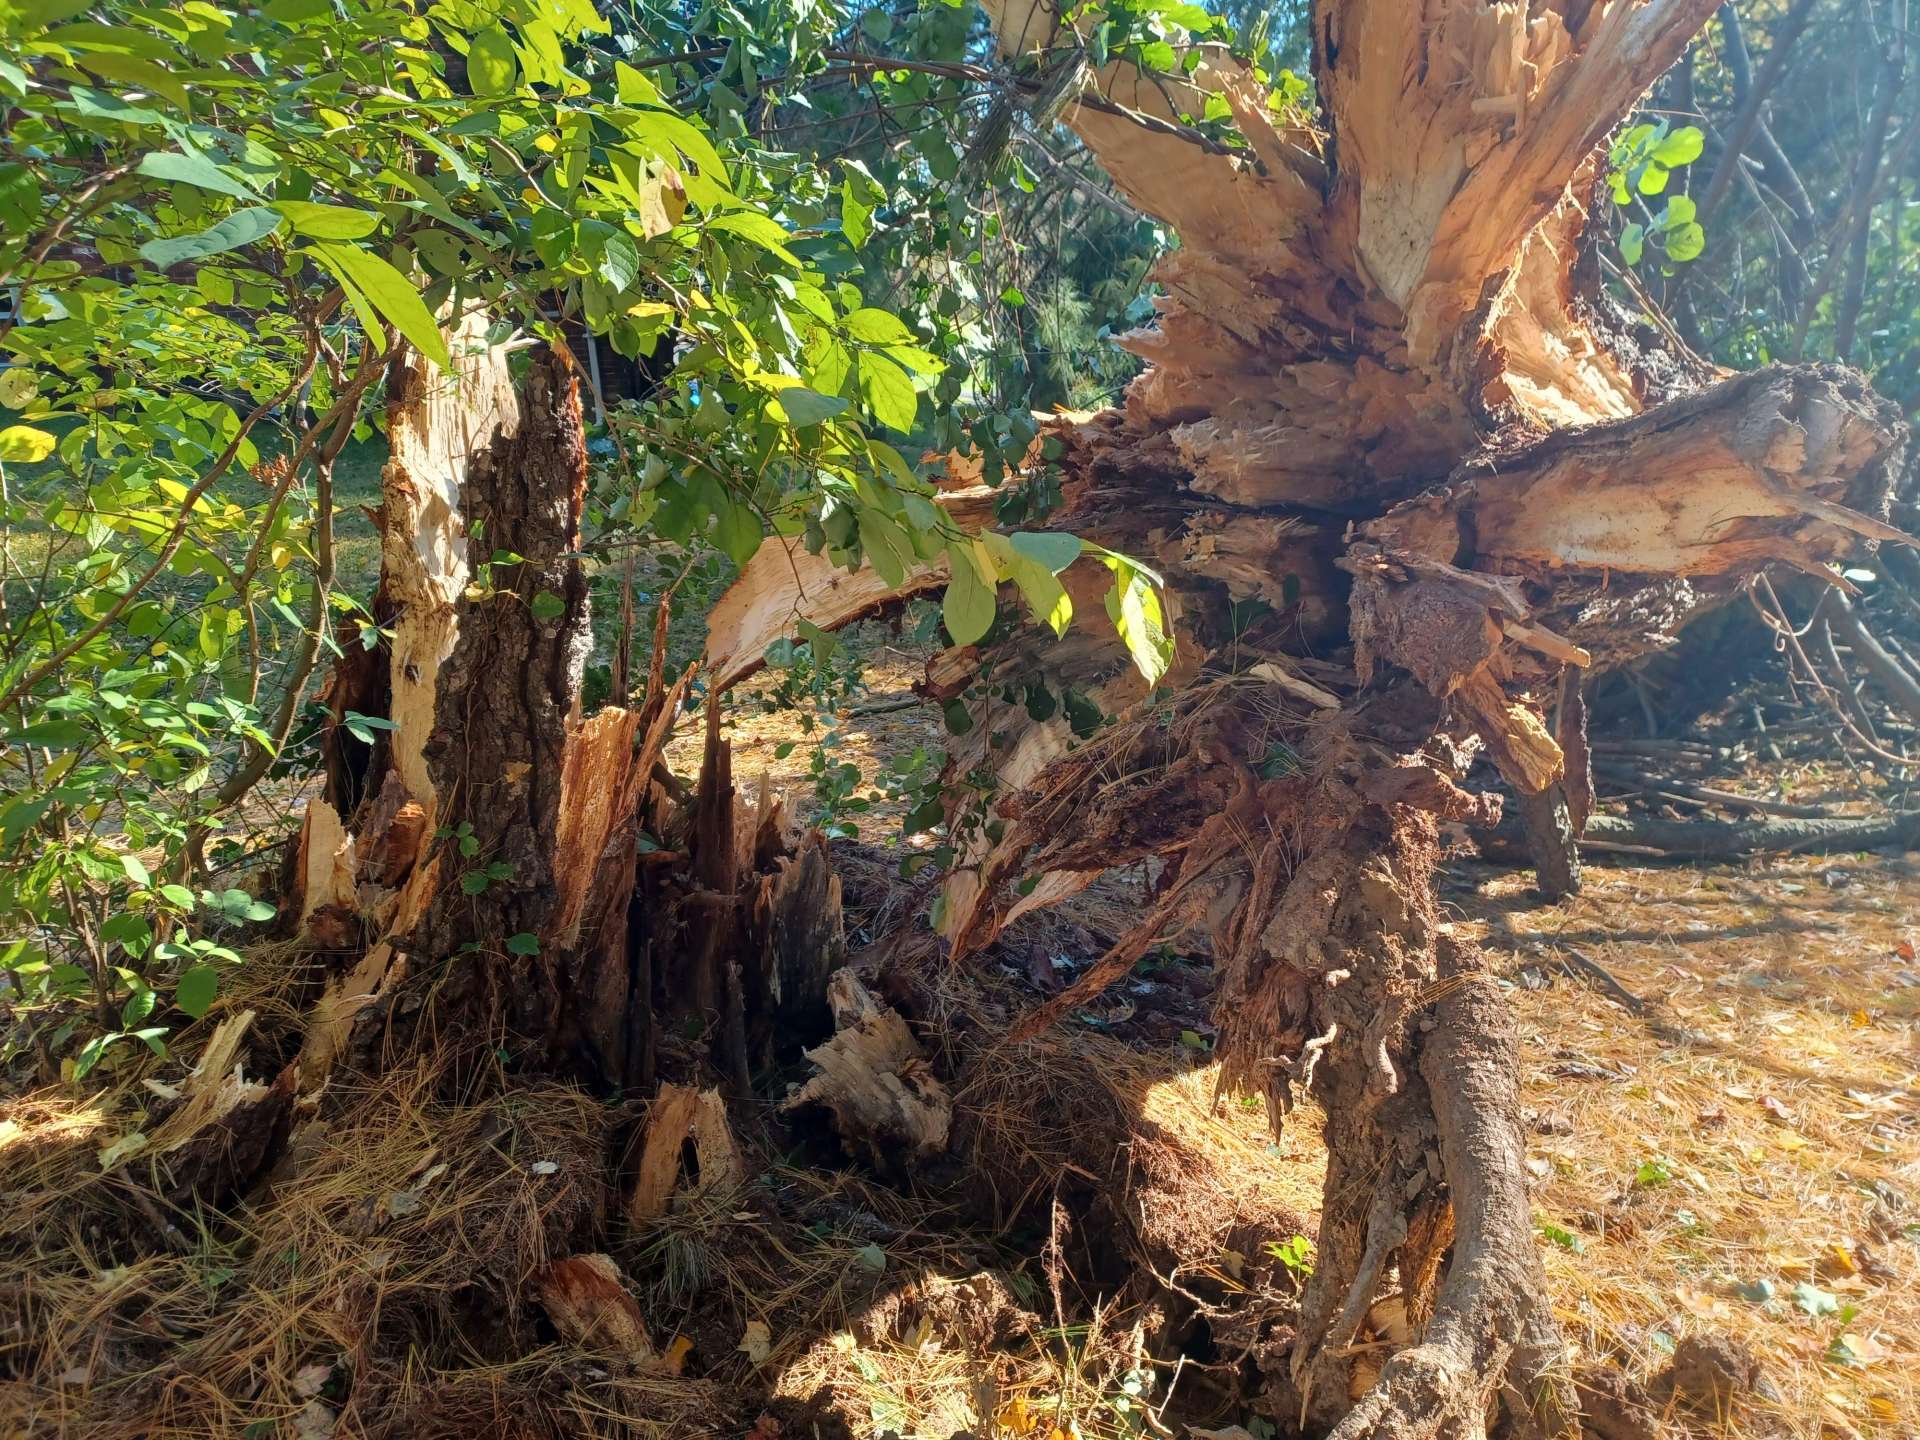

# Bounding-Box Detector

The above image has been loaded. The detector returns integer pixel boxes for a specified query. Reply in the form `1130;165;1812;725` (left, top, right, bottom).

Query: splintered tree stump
533;1253;658;1364
289;319;843;1097
1517;783;1582;902
708;0;1908;1432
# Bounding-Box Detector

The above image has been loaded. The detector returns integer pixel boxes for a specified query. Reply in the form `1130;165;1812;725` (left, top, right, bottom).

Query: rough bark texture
1517;784;1581;902
707;1;1909;1432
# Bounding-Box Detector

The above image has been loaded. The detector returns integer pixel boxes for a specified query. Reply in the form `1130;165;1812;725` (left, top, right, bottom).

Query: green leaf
66;85;165;126
505;932;541;956
1618;222;1644;266
341;709;398;744
0;424;56;462
1537;1221;1585;1254
1660;194;1697;228
984;532;1072;638
1792;1282;1840;1318
275;200;381;239
844;307;913;345
1636;160;1670;196
1009;532;1082;574
138;147;259;200
841;181;871;248
139;206;283;268
859;352;918;434
712;496;762;568
1664;221;1706;262
263;0;332;23
622;109;731;194
174;963;218;1019
7;718;88;746
310;242;452;370
942;540;997;645
594;228;639;290
614;60;663;105
773;386;848;427
529;590;566;621
1652;125;1704;166
467;25;519;97
860;509;916;587
159;883;197;909
707;210;797;261
72;1032;118;1079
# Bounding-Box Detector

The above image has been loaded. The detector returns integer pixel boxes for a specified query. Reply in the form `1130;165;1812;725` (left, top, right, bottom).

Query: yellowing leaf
737;1319;771;1365
0;369;36;408
995;1395;1037;1435
942;539;997;645
0;424;56;462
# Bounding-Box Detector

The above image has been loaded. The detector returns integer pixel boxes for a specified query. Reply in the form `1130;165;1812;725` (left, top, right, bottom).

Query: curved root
1325;946;1573;1440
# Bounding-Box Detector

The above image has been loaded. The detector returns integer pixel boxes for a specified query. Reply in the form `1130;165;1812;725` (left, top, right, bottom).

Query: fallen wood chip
1248;660;1341;709
780;969;951;1163
627;1083;743;1224
533;1253;656;1363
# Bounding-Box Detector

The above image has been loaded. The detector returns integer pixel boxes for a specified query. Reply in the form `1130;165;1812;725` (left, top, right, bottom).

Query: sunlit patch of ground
663;620;945;849
1447;856;1920;1439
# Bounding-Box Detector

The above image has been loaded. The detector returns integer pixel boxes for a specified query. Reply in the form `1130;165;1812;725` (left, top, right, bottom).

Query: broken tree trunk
289;318;844;1098
709;0;1908;1432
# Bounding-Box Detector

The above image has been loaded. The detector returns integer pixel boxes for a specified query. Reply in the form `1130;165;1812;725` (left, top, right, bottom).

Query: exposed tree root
1326;945;1570;1440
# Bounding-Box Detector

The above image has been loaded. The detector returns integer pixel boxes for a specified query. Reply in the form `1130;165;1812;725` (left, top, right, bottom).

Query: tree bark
1517;784;1581;903
709;0;1909;1430
1481;807;1920;860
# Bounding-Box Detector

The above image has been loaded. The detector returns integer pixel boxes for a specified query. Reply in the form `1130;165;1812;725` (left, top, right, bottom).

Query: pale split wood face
701;0;1907;956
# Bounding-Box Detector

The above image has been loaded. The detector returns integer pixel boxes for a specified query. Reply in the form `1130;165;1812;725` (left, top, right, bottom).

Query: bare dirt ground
1454;856;1919;1440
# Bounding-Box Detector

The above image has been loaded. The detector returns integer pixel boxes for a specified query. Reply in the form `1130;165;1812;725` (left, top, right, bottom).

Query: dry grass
0;1039;728;1439
5;840;1917;1440
1448;853;1920;1440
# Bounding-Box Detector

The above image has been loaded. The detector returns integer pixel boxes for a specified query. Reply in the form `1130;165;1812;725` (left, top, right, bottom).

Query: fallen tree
1482;807;1920;862
710;0;1909;1431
